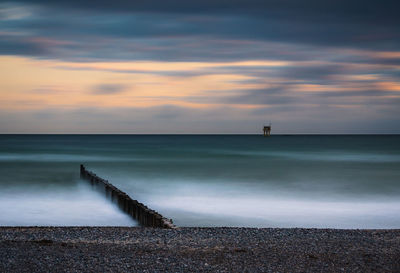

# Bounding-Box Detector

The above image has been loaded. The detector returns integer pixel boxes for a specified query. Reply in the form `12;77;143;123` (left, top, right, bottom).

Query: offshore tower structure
263;123;271;137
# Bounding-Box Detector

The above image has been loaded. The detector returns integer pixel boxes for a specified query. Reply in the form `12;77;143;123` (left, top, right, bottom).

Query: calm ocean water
0;135;399;228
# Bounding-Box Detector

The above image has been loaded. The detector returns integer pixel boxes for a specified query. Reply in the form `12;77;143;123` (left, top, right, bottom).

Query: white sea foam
103;176;400;229
0;183;136;226
149;192;400;228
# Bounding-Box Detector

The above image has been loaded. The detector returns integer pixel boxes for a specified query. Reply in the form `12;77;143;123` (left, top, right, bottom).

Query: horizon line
0;133;399;136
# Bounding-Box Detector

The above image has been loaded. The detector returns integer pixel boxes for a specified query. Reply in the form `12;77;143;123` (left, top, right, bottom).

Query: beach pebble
0;227;399;272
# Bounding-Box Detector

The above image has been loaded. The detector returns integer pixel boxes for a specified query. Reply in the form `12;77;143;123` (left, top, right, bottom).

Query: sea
0;134;399;228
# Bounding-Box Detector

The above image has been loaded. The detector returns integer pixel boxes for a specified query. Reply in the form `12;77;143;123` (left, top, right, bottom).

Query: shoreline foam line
80;165;176;229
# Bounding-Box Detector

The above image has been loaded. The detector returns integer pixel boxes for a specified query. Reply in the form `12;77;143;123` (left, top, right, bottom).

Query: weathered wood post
79;165;176;228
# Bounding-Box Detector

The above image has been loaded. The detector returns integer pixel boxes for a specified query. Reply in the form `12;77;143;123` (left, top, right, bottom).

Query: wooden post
79;165;176;228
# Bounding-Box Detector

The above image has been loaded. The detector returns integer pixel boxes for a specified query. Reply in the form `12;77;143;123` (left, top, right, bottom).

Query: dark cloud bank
1;0;400;61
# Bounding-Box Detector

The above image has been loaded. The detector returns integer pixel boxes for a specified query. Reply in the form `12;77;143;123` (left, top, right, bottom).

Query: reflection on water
0;134;399;228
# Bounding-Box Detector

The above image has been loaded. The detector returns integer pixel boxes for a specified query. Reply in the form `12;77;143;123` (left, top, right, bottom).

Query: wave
0;183;136;226
217;150;400;163
0;153;127;162
150;194;400;228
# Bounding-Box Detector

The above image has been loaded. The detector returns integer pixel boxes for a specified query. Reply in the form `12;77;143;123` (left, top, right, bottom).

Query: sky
0;0;399;134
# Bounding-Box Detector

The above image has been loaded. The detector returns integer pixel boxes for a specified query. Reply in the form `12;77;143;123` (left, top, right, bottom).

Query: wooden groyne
80;165;176;229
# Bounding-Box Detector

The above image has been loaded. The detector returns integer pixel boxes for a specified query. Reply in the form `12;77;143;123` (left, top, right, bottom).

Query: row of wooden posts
80;165;175;229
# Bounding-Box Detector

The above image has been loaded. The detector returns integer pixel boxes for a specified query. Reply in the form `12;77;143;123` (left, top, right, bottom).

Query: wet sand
1;227;399;272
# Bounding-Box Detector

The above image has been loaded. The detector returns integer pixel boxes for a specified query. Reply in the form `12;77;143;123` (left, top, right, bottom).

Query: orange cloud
0;56;266;110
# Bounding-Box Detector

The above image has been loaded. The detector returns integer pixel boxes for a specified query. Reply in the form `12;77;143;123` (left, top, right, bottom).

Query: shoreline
1;227;399;272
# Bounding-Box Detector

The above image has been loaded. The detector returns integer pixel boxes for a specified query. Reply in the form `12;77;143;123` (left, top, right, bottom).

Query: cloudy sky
0;0;399;133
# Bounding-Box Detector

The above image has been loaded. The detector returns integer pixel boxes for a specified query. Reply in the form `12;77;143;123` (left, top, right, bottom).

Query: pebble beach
1;227;399;272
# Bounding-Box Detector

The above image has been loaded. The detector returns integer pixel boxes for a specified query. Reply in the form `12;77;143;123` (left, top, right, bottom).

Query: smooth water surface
0;135;399;228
